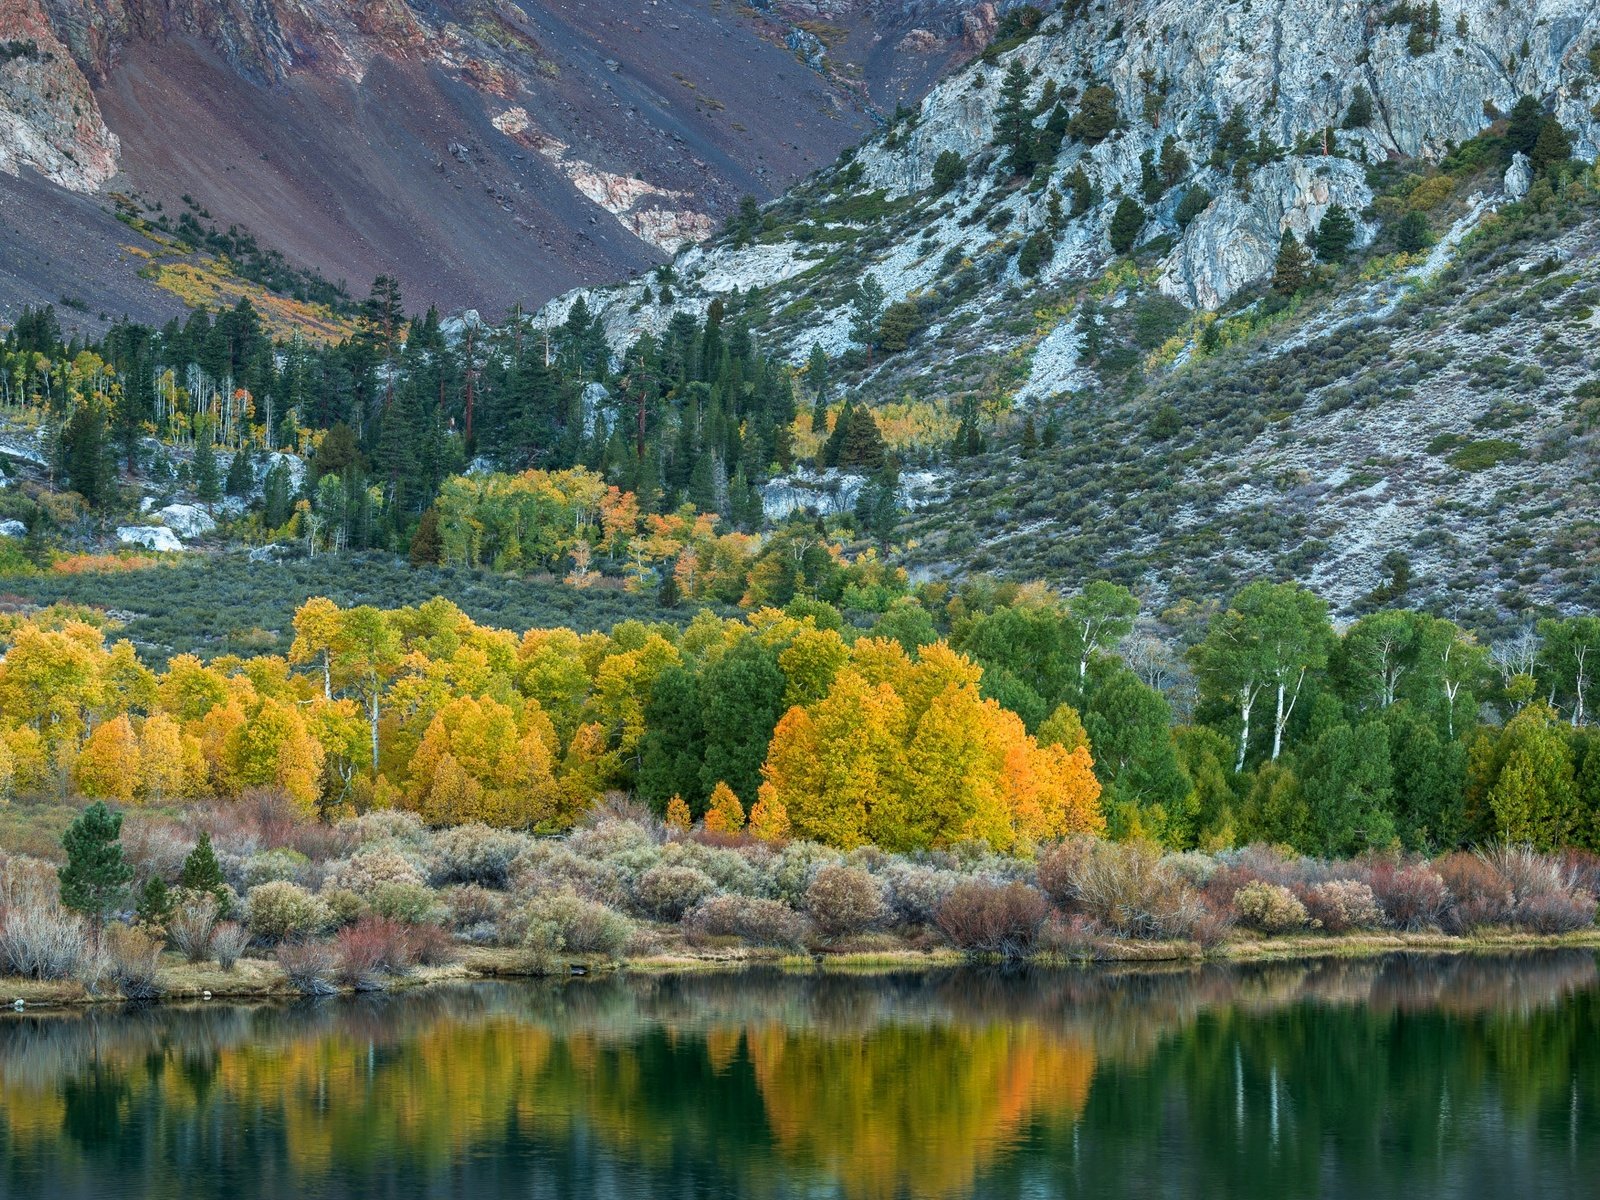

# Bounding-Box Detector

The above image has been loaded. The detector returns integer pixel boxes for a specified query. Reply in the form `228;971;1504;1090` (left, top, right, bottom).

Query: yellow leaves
219;697;325;816
747;790;790;842
703;781;746;833
74;714;140;803
406;695;562;828
665;795;692;830
763;644;1106;852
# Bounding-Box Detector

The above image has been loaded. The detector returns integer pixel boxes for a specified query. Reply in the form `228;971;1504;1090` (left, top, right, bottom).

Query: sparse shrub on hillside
514;891;633;960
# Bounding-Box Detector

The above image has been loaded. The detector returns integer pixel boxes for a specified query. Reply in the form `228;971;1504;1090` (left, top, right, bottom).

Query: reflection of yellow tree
746;1020;1095;1200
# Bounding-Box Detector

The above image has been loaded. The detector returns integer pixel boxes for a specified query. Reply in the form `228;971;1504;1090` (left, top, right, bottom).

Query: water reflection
0;953;1596;1199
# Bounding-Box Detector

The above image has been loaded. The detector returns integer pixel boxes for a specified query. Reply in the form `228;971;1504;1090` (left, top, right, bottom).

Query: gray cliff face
857;0;1597;309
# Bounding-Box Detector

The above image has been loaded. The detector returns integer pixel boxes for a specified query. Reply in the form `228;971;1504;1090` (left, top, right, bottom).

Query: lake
0;953;1596;1198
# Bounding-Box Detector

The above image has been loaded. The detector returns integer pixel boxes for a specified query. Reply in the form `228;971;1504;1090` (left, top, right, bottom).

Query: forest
2;577;1596;861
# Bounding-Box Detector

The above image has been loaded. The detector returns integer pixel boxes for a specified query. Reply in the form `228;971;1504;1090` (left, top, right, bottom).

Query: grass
10;928;1600;1008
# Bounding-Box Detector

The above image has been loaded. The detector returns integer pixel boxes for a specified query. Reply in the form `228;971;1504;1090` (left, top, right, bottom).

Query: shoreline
6;928;1600;1011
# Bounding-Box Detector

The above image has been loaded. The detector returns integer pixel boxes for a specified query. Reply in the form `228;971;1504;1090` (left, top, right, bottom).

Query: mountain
538;0;1600;622
0;0;1017;328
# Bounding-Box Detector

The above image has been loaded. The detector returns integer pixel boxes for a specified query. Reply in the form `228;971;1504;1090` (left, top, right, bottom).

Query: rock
156;503;217;539
117;526;184;553
0;519;26;539
1159;158;1374;310
1505;151;1532;201
761;467;946;521
249;544;288;563
582;382;609;438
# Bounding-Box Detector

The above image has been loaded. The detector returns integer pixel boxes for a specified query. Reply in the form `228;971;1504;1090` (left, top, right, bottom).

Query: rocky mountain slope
537;0;1600;621
0;0;1016;324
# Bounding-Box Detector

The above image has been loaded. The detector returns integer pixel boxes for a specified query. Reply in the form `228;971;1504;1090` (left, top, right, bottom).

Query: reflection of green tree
1;956;1598;1199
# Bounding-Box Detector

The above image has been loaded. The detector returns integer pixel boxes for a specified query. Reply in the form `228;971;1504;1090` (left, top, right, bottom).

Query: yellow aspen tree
665;795;693;830
747;789;790;842
137;712;194;803
703;781;746;833
74;714;141;803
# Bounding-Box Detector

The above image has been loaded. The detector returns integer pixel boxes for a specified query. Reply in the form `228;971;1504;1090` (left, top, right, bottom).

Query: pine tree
1315;204;1357;263
224;445;254;497
58;801;134;928
994;59;1037;176
193;418;222;513
1271;229;1311;295
136;875;173;928
180;831;229;909
1108;197;1146;254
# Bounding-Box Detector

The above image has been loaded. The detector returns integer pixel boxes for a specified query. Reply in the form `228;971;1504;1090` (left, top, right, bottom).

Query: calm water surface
0;953;1597;1199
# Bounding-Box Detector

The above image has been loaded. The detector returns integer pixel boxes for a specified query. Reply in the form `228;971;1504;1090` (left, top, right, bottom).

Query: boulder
117;526;184;553
156;503;217;539
1504;151;1532;201
0;519;26;539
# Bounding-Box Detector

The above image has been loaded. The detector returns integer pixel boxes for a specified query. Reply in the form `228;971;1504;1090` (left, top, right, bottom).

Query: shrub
277;941;338;995
934;881;1049;959
684;895;811;949
1511;891;1597;934
1056;840;1210;940
634;864;717;921
105;923;164;1000
0;901;88;979
1301;880;1384;932
245;881;330;944
1436;852;1514;931
404;922;460;966
805;864;888;937
341;808;428;847
168;893;220;963
320;887;369;928
334;916;415;989
879;863;961;924
511;843;631;908
1368;861;1450;931
367;881;439;925
659;840;764;897
1036;836;1095;906
429;824;529;888
516;891;633;960
1232;882;1310;933
325;849;426;896
242;847;313;888
211;922;249;970
768;841;843;906
439;884;505;934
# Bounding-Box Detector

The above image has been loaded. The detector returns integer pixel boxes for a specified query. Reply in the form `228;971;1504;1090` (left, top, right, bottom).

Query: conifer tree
1271;229;1311;295
58;801;134;928
180;831;229;909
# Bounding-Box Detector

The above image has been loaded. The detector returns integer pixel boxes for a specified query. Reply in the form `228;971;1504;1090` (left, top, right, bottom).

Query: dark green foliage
1315;204;1358;262
932;150;965;194
1064;165;1094;216
179;831;230;910
1174;187;1213;229
1343;86;1374;129
136;875;174;927
876;300;924;354
1071;85;1118;145
1017;231;1054;278
1530;119;1572;175
1108;198;1146;254
1394;211;1432;253
1271;230;1312;295
59;801;134;926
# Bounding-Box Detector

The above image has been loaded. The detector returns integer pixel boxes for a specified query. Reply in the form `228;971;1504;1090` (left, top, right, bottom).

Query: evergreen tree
840;404;887;470
1506;95;1544;157
1271;229;1312;295
1108;197;1146;254
1071;85;1118;145
224;445;254;497
193;418;222;512
994;59;1037;176
1342;86;1374;130
179;831;229;910
136;875;174;927
1315;203;1357;262
931;150;966;194
58;801;134;928
1530;118;1572;175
